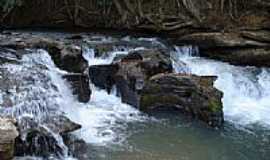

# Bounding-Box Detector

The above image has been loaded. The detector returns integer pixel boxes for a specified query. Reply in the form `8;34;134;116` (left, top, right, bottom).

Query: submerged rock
63;73;91;103
140;74;224;128
0;117;19;160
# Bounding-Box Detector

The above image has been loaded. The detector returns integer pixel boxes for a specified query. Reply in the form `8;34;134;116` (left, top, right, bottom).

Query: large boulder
15;115;81;157
63;73;91;103
114;49;173;106
0;117;19;160
140;74;224;128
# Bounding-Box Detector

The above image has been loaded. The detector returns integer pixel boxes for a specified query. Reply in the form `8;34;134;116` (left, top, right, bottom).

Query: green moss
140;94;156;110
140;94;180;110
209;99;222;112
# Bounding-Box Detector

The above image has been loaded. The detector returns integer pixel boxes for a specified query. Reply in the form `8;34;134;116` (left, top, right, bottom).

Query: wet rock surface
89;64;119;92
0;117;19;160
140;74;224;127
15;115;81;157
63;73;91;103
63;135;97;160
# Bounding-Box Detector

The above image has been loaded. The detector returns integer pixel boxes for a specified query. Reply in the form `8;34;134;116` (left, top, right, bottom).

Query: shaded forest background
0;0;269;34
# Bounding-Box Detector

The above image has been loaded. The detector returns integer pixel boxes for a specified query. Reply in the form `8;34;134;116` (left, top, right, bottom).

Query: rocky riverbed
0;31;269;160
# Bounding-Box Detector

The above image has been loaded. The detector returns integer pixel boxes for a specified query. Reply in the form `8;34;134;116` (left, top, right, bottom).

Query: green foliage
0;0;22;12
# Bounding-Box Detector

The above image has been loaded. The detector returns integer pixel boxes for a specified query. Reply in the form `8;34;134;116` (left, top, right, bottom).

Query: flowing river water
0;32;269;160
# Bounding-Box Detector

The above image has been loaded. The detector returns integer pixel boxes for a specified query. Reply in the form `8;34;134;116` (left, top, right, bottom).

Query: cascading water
172;46;270;128
1;32;269;160
0;46;145;159
0;49;75;159
66;46;146;145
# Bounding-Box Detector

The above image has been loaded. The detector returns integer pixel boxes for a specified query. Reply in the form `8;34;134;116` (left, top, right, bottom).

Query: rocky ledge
176;32;270;67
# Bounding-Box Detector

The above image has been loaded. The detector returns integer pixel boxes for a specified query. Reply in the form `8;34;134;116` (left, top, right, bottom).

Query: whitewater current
172;46;270;128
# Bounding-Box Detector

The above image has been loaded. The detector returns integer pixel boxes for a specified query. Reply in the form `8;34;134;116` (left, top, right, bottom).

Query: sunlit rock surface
0;117;19;160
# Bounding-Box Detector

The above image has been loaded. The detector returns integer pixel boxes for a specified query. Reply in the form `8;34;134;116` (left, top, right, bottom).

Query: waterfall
0;47;144;159
70;46;146;145
172;46;270;128
0;49;75;159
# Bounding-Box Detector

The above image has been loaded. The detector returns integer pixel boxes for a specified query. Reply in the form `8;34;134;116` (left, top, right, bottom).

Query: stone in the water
89;64;119;92
114;49;173;107
58;45;88;73
63;73;91;103
89;49;173;106
140;73;224;128
63;135;97;160
15;115;81;157
0;117;19;160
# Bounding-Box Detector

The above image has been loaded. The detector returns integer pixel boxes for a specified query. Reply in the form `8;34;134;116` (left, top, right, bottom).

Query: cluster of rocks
89;48;224;127
0;32;225;159
0;33;89;159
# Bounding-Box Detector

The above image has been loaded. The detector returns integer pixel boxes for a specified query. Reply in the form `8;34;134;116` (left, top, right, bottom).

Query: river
0;32;269;160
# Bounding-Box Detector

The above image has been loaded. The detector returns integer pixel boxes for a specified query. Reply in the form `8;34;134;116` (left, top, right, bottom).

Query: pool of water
87;112;269;160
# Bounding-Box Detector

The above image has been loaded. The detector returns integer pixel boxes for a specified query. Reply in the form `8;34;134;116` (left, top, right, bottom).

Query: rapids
0;32;269;160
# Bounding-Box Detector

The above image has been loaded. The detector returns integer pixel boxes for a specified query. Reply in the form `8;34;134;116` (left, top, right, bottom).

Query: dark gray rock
63;73;91;103
15;115;81;158
140;74;224;128
89;64;118;92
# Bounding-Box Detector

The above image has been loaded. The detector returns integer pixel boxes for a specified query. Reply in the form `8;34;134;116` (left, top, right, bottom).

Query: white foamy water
0;47;145;160
172;46;270;127
73;46;146;145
